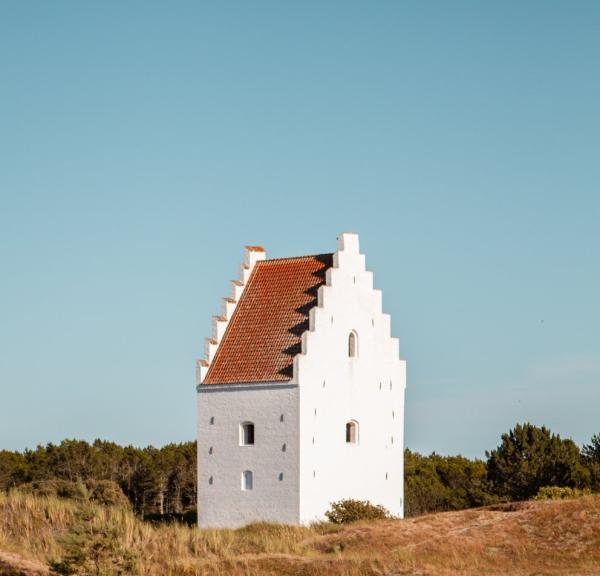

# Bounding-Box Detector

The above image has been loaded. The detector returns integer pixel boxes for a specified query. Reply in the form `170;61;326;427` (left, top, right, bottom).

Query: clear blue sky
1;1;598;459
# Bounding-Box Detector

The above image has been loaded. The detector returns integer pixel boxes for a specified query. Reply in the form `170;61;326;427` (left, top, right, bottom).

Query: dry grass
1;491;600;575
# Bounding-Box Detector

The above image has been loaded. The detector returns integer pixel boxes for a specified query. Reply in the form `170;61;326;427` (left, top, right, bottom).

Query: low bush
325;499;390;524
49;504;139;575
86;480;131;509
534;486;591;500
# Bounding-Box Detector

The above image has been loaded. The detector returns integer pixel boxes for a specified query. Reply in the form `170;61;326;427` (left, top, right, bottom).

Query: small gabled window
346;420;359;444
242;470;253;491
240;422;255;446
348;331;358;358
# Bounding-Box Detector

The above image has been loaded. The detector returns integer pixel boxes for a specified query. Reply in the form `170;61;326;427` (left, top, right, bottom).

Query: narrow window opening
282;443;286;452
209;476;213;485
208;446;213;455
348;331;358;358
280;414;284;422
242;470;253;491
240;422;255;446
209;416;215;425
346;421;359;444
278;472;284;481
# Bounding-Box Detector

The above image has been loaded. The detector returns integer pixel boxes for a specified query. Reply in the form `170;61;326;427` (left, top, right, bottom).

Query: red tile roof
203;254;333;384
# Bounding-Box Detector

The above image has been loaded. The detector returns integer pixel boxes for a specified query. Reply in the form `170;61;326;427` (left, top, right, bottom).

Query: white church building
196;232;406;528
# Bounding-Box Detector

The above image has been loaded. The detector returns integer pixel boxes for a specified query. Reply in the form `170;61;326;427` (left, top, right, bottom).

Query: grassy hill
1;491;599;575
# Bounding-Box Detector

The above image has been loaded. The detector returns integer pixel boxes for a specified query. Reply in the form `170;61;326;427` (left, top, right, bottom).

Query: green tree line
1;424;599;520
405;424;600;516
0;439;196;519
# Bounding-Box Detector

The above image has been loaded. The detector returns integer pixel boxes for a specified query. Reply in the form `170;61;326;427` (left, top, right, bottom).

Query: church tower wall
295;233;406;523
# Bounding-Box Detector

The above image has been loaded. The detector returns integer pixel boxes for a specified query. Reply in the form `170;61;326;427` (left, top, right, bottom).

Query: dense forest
1;424;599;520
0;440;196;519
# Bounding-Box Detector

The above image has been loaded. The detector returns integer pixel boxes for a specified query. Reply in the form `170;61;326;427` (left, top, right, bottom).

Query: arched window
240;422;255;446
346;420;359;444
348;331;358;358
241;470;253;490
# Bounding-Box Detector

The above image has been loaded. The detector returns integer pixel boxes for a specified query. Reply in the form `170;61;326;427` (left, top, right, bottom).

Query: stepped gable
203;253;334;384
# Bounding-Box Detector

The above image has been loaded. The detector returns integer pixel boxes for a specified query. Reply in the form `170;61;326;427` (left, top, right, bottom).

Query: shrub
49;504;138;575
534;486;591;500
16;479;130;509
325;499;390;524
86;480;131;509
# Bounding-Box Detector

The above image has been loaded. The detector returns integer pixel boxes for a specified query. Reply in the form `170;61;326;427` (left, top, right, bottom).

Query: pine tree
486;423;588;500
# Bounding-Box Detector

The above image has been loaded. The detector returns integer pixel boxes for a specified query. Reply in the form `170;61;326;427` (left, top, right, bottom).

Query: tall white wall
295;232;406;523
197;383;299;528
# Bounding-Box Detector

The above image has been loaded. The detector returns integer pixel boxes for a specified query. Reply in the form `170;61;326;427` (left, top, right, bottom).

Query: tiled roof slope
203;254;333;384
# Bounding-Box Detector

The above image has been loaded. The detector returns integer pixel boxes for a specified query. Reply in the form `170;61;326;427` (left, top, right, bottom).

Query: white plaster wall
197;383;300;528
296;233;406;523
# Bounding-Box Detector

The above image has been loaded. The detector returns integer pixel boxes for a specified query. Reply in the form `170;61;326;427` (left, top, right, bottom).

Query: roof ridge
261;252;333;264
